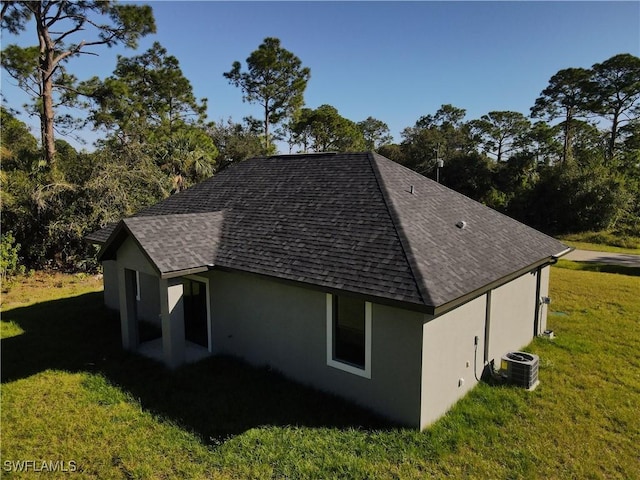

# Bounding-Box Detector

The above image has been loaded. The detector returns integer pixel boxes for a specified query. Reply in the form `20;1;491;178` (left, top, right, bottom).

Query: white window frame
326;293;372;379
184;274;213;353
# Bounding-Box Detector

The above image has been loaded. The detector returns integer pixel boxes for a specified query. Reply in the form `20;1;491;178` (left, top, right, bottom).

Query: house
86;152;570;429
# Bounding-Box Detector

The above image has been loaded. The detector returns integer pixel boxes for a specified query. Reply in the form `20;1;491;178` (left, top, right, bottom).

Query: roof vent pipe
456;221;467;229
410;185;415;194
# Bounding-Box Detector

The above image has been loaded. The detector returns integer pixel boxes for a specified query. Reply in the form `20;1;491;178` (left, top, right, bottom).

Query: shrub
0;231;24;283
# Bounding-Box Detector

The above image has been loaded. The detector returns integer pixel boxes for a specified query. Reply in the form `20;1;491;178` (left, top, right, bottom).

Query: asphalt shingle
370;153;569;307
92;152;569;311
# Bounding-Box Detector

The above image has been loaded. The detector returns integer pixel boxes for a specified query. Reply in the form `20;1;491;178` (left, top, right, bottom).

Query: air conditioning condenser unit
500;351;539;390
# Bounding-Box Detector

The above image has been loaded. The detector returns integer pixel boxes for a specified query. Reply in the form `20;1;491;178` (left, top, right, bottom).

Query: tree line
1;1;639;275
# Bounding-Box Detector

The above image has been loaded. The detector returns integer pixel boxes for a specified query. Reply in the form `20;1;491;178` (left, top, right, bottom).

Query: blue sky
2;1;639;152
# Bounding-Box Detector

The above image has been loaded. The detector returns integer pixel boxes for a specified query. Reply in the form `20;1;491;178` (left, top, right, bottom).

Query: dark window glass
184;279;208;348
334;295;365;368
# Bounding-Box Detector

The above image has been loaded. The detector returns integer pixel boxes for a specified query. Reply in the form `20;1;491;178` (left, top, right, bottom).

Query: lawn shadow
555;260;640;276
1;293;394;442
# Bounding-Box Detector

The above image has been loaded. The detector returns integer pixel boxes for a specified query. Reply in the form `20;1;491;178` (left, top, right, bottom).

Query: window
335;296;365;366
326;294;371;378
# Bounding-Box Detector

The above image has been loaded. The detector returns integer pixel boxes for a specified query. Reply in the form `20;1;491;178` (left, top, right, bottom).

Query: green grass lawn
2;269;639;479
560;240;640;255
559;231;640;254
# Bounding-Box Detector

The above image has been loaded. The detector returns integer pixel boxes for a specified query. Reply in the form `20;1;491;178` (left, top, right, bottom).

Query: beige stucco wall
487;270;538;363
420;268;548;429
117;237;156;275
159;277;186;367
110;237;160;324
102;235;552;428
420;295;486;428
207;269;425;427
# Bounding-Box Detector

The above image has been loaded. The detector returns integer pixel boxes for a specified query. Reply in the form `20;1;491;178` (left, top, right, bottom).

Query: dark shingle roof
370;153;569;307
85;222;117;244
123;212;225;275
94;152;569;312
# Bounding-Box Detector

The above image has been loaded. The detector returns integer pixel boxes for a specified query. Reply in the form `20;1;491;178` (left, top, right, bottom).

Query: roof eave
96;221;126;261
161;265;212;279
84;236;106;246
552;246;574;259
84;222;118;246
212;264;435;315
431;255;563;317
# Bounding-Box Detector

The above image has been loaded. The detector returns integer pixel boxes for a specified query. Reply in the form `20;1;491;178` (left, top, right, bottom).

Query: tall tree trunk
264;104;270;151
562;110;574;166
34;4;56;170
41;69;56;169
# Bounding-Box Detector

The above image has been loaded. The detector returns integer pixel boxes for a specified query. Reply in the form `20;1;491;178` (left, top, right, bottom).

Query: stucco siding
209;269;424;427
102;232;549;428
365;302;424;426
114;237;159;325
117;237;156;276
103;260;119;311
208;270;322;373
487;271;538;363
421;295;486;429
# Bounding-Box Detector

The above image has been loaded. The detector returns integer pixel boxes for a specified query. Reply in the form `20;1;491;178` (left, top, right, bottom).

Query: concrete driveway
563;249;640;267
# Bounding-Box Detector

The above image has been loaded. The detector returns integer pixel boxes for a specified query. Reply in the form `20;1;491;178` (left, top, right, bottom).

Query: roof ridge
267;152;338;158
367;152;429;308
